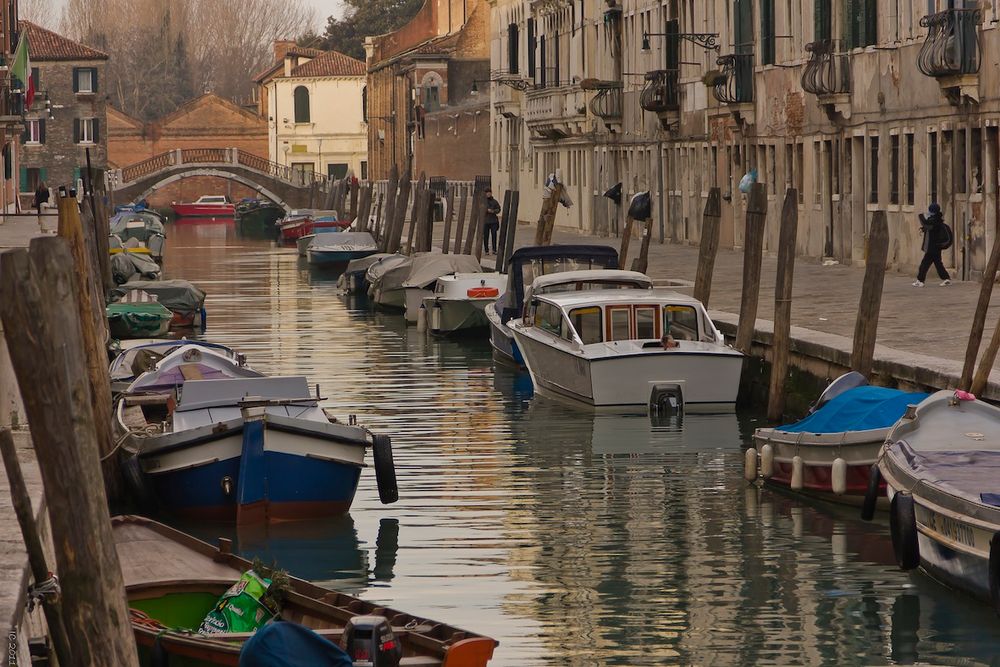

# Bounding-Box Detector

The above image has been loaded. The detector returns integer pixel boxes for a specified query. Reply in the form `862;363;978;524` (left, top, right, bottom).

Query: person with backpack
913;202;953;287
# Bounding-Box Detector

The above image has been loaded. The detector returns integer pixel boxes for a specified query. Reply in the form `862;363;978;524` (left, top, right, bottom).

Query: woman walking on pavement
913;202;953;287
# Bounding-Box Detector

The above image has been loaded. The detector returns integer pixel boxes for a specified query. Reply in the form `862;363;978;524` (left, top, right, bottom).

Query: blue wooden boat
307;232;379;266
486;245;621;366
114;344;397;524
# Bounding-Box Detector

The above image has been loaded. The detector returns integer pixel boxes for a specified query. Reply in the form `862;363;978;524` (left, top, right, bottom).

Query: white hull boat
874;390;1000;611
510;286;742;411
422;272;505;334
401;254;482;323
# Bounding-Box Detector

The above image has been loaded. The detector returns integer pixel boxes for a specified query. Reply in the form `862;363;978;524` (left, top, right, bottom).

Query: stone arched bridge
108;148;332;210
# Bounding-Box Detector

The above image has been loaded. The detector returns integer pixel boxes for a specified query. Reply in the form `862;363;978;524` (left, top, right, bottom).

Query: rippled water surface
161;221;1000;666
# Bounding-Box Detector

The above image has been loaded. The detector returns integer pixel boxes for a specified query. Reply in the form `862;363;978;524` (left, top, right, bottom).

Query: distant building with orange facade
365;0;490;182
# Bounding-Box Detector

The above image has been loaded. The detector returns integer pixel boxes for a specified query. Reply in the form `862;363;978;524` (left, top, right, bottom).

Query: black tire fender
890;492;920;571
990;532;1000;617
372;434;398;505
861;463;882;522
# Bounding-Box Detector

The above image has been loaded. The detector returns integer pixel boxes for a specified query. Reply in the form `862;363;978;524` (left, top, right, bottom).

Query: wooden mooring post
356;185;372;233
405;173;426;255
441;187;455;254
961;235;1000;390
473;191;488;262
534;183;563;246
767;189;799;421
693;188;722;306
349;178;359;221
618;217;634;271
379;166;399;252
735;183;768;354
0;428;73;666
850;211;889;377
464;188;483;256
0;237;139;666
500;191;520;272
632;218;654;274
387;167;411;254
453;189;469;254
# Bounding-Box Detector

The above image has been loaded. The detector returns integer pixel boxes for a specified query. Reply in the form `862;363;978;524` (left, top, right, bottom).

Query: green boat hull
132;591;230;667
107;303;173;339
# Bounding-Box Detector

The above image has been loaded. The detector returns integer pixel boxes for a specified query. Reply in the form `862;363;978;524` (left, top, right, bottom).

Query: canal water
162;221;999;666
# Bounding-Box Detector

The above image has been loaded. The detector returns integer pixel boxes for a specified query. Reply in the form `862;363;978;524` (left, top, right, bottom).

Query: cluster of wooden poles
691;182;1000;423
0;166;142;664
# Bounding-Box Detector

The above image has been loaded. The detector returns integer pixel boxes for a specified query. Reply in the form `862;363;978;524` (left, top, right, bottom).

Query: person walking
32;181;49;212
913;202;953;287
483;188;501;255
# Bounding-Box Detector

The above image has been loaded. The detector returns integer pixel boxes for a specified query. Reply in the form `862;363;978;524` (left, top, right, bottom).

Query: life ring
372;434;398;505
890;492;920;571
990;532;1000;617
861;463;881;521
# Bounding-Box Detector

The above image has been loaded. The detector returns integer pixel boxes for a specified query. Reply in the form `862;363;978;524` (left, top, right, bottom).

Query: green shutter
814;0;832;42
73;118;80;143
734;0;753;54
39;168;47;185
92;119;100;144
72;68;79;93
91;68;98;93
19;166;27;192
761;0;775;64
39;119;45;144
73;167;80;184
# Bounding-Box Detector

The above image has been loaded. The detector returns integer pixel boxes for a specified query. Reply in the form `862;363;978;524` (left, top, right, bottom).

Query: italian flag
10;33;32;110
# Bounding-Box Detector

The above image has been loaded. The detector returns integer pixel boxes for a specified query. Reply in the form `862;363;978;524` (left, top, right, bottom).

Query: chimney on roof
274;40;296;63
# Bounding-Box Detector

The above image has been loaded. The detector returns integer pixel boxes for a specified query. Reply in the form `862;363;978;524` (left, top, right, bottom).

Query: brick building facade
107;93;268;207
18;21;108;201
365;0;490;182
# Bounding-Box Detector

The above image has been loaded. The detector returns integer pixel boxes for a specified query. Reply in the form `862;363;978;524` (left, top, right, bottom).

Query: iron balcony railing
917;8;982;78
589;86;623;120
640;70;679;113
801;39;851;96
713;53;754;105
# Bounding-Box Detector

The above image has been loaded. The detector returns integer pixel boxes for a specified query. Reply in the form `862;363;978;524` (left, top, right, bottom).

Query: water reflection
159;221;1000;666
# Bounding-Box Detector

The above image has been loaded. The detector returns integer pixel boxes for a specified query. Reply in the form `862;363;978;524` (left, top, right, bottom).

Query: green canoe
107;302;173;340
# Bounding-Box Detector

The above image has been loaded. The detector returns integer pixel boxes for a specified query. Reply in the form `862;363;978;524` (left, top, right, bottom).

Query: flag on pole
10;33;32;110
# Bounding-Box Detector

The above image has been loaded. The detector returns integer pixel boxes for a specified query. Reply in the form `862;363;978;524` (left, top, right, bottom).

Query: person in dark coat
32;181;49;212
482;188;501;255
914;202;952;287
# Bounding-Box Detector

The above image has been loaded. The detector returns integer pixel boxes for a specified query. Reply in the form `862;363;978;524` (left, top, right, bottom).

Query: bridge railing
113;147;331;190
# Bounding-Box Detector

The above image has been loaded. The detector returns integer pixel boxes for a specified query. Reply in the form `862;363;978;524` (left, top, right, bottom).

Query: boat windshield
539;279;647;295
197;196;228;204
559;302;714;345
664;305;702;341
520;258;611;293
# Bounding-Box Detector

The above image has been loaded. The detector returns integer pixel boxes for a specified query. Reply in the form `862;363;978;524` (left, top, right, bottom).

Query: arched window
293;85;310;123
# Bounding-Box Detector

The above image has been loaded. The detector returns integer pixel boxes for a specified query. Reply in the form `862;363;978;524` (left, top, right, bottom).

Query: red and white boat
749;372;929;507
170;195;236;219
277;209;348;242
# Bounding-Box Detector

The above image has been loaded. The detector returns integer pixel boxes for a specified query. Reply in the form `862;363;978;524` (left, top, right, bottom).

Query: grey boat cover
366;254;412;288
346;253;391;276
403;253;482;289
111;251;161;284
311;231;377;251
890;390;1000;507
177;376;314;411
111;280;206;315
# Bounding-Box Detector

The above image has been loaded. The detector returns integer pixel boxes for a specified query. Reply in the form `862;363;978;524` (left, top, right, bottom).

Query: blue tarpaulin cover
239;622;353;667
778;386;930;434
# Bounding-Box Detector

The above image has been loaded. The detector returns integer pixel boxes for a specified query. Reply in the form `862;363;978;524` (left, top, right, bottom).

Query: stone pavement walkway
496;223;996;376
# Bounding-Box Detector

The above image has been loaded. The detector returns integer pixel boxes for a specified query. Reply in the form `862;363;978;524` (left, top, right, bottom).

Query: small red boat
277;209;348;242
171;195;236;219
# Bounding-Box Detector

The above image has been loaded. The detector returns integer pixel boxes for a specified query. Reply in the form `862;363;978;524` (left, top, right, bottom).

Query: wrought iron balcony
917;8;981;78
713;53;754;105
801;40;850;96
640;70;679;113
589;86;623;121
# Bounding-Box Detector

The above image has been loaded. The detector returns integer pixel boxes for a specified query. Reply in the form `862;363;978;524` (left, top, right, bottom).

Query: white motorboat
401;254;482;323
421;272;506;335
872;390;1000;610
109;339;245;394
308;232;379;266
509;288;742;410
486;245;622;366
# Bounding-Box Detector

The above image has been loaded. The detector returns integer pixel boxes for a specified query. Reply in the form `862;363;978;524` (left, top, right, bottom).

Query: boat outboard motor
810;371;868;414
341;615;402;667
649;383;684;418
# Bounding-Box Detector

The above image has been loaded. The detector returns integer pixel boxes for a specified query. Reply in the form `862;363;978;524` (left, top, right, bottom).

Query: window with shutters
869;136;880;204
508;23;519;74
25;118;42;144
890;134;900;204
845;0;877;49
527;18;536;79
760;0;775;65
75;117;98;144
905;133;915;205
539;34;547;87
73;68;96;93
929;131;939;203
293;86;310;123
815;0;832;41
